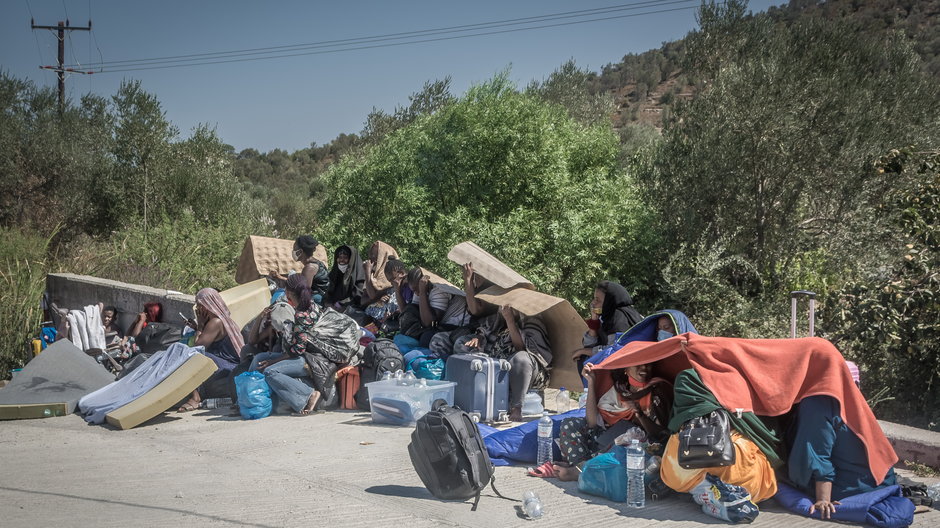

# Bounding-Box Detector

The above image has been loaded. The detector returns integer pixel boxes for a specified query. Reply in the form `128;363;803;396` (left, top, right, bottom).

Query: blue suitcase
444;353;510;423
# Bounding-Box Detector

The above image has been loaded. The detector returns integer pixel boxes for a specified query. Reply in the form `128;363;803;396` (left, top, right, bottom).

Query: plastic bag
690;473;759;523
578;445;627;502
234;371;273;420
413;357;445;380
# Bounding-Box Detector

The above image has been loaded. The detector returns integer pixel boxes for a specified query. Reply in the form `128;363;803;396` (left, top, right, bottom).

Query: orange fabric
336;366;360;410
597;333;897;485
596;377;662;425
661;431;778;503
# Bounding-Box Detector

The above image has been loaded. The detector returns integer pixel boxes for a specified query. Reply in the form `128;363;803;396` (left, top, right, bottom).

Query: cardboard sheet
235;235;329;284
474;286;588;390
0;340;115;420
105;353;217;430
447;241;534;290
419;267;466;297
218;278;271;330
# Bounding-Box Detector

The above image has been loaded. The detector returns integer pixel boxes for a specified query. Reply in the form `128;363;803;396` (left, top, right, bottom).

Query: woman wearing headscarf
361;241;400;322
292;235;329;305
177;288;245;412
323;245;366;309
574;281;645;364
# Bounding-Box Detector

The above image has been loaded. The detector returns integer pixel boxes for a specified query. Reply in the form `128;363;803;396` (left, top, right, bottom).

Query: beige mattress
218;278;271;330
235;235;329;284
105;353;217;430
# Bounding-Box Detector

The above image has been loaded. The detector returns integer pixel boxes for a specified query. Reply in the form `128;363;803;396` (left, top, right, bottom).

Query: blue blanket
585;309;698;369
480;408;586;466
774;482;914;528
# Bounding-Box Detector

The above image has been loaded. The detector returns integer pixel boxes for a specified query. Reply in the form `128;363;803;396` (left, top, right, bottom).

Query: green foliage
821;149;940;427
527;59;614;126
321;72;657;307
0;228;54;374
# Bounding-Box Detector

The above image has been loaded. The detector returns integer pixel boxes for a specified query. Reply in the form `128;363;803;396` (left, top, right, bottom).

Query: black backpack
407;402;515;510
354;338;403;411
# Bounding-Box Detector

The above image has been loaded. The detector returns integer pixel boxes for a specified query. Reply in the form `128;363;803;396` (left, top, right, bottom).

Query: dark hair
102;305;118;316
295;235;319;258
335;246;351;258
595;280;609;293
384;257;406;277
285;274;312;312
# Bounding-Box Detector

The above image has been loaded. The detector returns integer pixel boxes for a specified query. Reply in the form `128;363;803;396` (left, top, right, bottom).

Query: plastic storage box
365;379;456;426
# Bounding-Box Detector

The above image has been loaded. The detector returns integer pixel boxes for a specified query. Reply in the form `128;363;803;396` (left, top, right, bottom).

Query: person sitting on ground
404;267;472;346
226;301;296;404
323;244;366;310
454;304;552;422
101;305;123;338
177;289;245;412
270;235;329;305
361;242;400;322
573;281;644;362
785;395;898;519
425;262;497;359
249;274;333;415
548;361;672;481
126;301;163;338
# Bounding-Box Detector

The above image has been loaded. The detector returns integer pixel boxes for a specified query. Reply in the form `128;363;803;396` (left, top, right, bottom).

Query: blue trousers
250;352;314;413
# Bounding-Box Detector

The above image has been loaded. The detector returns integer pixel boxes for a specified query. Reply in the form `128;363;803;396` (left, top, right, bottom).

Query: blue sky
1;1;782;152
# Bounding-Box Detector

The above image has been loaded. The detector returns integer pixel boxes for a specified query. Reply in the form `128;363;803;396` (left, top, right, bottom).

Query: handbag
677;409;736;469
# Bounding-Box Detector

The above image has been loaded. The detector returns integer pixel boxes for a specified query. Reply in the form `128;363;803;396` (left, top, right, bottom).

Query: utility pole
31;18;93;115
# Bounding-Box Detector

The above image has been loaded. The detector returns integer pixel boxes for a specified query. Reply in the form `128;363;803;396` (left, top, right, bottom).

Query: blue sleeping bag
774;482;914;528
479;408;586;466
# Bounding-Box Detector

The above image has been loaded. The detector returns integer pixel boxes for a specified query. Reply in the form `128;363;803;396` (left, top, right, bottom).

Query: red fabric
596;376;663;425
594;333;897;485
143;302;162;323
586;318;601;331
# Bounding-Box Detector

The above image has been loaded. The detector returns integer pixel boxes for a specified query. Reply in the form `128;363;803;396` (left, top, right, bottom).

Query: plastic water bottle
522;490;543;519
627;439;646;508
578;387;588;408
380;371;394;381
927;483;940;502
203;397;233;409
402;371;417;385
536;411;553;466
555;387;570;414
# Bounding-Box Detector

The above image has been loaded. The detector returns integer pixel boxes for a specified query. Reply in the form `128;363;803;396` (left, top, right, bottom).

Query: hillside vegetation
1;0;937;427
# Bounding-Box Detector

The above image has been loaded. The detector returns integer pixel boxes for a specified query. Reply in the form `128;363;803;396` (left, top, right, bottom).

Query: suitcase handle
789;290;816;338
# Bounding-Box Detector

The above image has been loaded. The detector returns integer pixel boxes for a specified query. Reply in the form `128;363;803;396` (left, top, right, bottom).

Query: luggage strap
471;475;519;511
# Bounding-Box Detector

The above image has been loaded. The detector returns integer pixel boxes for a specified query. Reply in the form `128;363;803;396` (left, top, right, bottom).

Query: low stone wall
45;273;194;332
881;420;940;470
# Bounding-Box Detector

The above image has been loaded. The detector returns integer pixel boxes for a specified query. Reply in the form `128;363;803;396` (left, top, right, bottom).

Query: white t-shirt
412;286;470;327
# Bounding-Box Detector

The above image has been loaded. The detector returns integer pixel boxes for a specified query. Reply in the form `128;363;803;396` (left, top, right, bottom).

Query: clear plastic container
626;439;646;508
537;411;553;466
365;379;456;426
522;391;543;416
555;387;570;414
522;490;543;518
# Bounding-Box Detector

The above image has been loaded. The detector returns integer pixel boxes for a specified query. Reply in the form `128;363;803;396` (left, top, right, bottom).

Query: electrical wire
64;0;701;72
25;0;50;80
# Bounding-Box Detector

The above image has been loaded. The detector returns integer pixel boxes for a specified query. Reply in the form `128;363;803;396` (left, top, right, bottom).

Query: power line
78;1;703;73
62;0;698;72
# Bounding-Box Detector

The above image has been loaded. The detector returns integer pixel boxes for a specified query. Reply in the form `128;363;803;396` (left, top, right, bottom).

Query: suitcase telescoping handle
790;290;816;338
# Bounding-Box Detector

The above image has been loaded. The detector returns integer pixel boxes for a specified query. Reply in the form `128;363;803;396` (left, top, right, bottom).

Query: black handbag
677;409;736;469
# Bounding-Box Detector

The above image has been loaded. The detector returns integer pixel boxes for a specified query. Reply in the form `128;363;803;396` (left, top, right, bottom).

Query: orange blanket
598;333;897;486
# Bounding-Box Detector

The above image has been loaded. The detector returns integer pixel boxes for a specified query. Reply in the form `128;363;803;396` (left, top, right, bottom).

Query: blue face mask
657;330;674;342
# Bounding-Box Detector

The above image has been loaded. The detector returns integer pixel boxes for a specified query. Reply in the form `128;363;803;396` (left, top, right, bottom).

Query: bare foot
509;407;523;422
177;399;200;413
299;391;321;415
554;464;580;481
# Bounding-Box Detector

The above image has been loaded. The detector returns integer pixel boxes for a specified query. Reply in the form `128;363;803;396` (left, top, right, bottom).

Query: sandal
177;401;200;413
527;461;557;478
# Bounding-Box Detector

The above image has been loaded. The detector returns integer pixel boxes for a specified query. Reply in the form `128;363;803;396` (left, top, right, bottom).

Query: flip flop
177;402;200;413
527;461;557;478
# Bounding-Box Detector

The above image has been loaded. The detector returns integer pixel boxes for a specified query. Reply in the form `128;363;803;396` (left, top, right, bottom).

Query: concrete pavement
1;408;938;527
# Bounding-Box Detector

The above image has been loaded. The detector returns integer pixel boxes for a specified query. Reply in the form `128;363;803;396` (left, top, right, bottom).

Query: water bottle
203;397;233;409
645;455;671;500
555;387;570;414
578;387;588;408
536;411;553;466
927;483;940;502
626;438;646;508
402;371;417;385
522;490;543;519
380;371;394;381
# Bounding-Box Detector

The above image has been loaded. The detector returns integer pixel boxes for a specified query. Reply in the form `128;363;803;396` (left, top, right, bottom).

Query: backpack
354;338;403;411
407;402;515;510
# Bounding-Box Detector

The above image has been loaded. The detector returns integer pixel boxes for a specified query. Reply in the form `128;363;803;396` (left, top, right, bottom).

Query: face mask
338;264;349;273
657;330;674;342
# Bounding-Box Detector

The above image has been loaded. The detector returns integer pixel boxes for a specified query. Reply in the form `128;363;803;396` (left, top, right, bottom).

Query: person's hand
465;337;480;349
417;276;430;296
391;275;402;288
500;304;516;324
257;360;272;370
380;294;390;303
582;362;597;385
462;263;475;284
810;500;840;520
363;259;374;274
136;312;147;324
268;270;286;282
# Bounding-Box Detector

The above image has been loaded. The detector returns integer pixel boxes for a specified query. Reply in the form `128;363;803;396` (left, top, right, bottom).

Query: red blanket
596;333;897;484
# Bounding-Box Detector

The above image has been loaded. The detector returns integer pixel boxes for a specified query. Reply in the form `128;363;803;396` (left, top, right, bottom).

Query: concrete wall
45;273;194;333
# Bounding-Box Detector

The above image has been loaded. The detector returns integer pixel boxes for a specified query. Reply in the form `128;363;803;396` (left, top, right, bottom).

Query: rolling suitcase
444;353;510;423
790;290;860;387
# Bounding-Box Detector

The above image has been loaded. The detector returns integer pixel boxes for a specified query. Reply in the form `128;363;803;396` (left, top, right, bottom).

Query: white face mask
338;264;349;273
